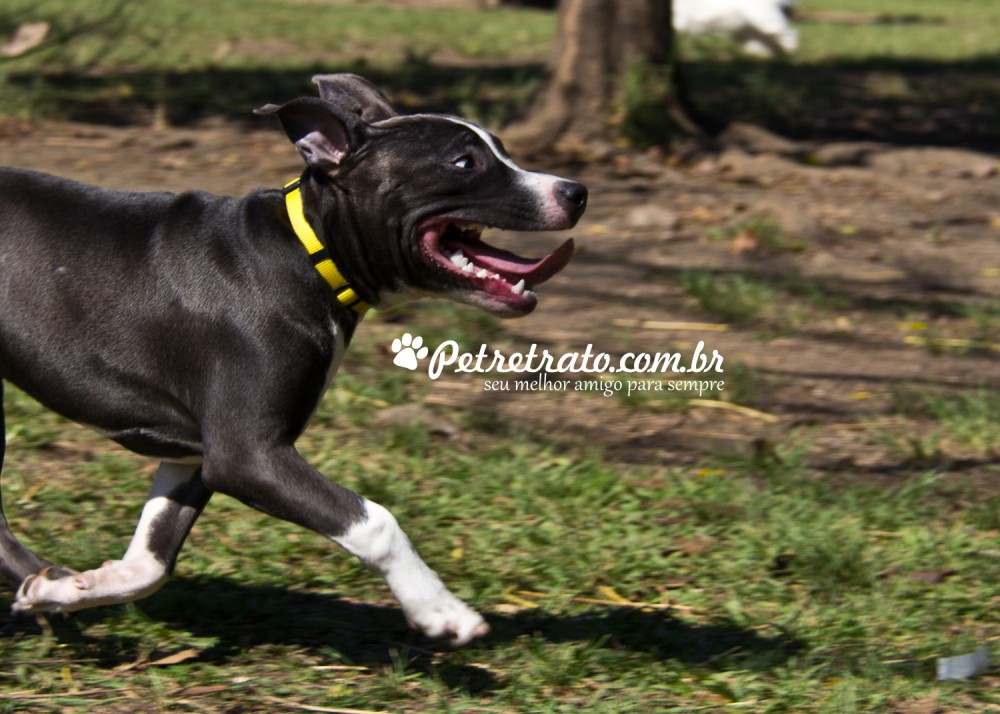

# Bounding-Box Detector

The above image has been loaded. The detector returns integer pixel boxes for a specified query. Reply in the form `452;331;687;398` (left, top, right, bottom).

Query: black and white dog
0;74;586;645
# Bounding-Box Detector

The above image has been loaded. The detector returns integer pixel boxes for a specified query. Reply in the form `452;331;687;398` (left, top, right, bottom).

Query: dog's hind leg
0;382;59;586
12;461;212;614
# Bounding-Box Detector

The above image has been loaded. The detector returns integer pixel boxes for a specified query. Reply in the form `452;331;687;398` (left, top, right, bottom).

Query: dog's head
256;74;586;318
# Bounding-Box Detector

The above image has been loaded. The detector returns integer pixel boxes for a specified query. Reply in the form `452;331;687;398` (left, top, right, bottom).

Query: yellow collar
283;179;369;315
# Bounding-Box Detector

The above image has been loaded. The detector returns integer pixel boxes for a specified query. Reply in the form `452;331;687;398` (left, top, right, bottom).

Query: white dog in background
674;0;799;57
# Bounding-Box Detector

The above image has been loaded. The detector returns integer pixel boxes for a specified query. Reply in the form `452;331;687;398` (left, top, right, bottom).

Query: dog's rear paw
11;566;80;614
12;559;169;615
405;596;490;647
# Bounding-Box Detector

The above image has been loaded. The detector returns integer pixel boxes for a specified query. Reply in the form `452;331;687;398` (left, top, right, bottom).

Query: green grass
920;389;1000;455
873;386;1000;466
2;0;554;71
795;0;1000;62
670;266;856;337
5;0;1000;148
1;1;999;710
675;0;1000;65
678;270;783;324
0;0;552;123
957;298;1000;345
2;313;999;711
705;216;810;255
676;0;1000;147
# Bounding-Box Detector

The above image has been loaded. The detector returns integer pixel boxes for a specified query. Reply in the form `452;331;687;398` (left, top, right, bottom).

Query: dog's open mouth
418;219;574;315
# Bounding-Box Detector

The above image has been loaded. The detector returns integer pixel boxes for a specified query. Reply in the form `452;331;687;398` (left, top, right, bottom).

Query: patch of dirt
0;116;997;493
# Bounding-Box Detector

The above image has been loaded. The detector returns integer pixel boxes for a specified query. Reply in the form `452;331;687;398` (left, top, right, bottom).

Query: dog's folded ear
311;73;397;123
255;97;364;172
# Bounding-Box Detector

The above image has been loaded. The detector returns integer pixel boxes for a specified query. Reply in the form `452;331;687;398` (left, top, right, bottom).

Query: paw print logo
391;333;429;371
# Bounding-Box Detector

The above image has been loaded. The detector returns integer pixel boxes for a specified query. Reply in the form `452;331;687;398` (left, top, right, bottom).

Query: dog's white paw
11;566;81;614
12;559;167;614
404;594;490;646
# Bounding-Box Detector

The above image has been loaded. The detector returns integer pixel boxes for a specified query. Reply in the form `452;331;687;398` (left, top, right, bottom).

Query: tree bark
507;0;713;151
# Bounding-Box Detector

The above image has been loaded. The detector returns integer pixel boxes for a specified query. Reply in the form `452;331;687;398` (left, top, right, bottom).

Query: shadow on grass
7;51;1000;149
1;576;800;692
2;61;543;130
681;54;1000;150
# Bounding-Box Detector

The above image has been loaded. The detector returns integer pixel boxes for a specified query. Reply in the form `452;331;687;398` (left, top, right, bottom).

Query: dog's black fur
0;74;585;643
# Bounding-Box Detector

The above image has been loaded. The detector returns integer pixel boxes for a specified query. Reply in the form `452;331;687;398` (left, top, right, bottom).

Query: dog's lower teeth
449;255;530;293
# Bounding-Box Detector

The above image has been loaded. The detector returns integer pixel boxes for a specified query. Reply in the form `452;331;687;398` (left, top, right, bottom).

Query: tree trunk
507;0;712;151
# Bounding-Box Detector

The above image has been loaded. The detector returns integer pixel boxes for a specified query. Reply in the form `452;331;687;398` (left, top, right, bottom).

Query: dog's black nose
555;181;588;214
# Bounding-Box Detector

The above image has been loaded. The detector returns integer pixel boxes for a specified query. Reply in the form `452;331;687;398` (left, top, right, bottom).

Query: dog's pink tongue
458;238;575;284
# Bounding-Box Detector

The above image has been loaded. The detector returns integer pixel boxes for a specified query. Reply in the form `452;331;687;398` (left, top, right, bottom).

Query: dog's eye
451;155;475;170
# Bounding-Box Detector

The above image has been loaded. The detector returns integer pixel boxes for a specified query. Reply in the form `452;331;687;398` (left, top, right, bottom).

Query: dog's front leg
12;462;211;614
334;499;490;645
201;446;488;646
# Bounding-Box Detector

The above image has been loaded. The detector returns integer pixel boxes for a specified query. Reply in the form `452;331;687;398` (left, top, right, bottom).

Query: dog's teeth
475;268;489;278
462;263;476;274
449;251;469;268
511;279;525;295
525;289;537;298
